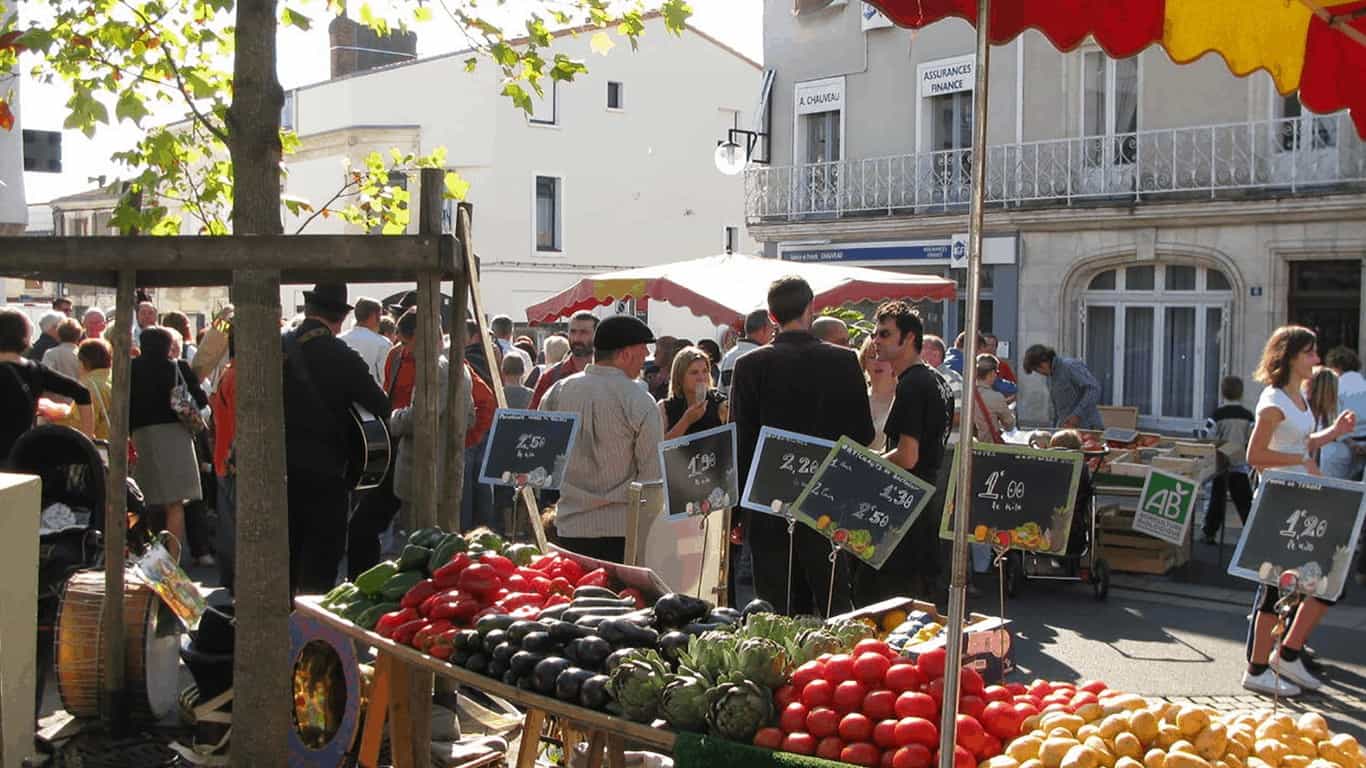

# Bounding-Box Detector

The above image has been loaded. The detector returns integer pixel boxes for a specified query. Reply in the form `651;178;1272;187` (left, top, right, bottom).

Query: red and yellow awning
865;0;1366;138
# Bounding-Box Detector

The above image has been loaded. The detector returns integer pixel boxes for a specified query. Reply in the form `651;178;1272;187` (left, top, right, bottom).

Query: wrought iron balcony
745;114;1366;223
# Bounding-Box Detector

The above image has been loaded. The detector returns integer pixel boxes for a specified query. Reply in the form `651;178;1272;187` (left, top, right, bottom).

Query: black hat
594;315;655;353
180;605;235;700
303;283;353;313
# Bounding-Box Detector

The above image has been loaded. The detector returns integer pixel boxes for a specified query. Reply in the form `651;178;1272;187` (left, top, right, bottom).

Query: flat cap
594;314;655;352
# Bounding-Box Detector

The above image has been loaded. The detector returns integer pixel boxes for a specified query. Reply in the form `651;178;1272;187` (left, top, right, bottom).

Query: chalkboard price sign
659;424;739;521
789;437;935;570
479;409;581;490
939;442;1084;555
741;427;836;516
1228;470;1366;601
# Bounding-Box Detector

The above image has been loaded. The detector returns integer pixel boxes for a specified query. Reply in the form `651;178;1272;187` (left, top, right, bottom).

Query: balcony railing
745;114;1366;222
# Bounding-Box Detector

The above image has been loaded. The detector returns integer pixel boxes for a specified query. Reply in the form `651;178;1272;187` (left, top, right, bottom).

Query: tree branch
293;178;361;234
118;0;229;143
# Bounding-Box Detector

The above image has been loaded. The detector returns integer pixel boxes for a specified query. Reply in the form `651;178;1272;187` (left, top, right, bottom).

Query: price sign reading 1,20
514;433;547;459
1280;509;1329;553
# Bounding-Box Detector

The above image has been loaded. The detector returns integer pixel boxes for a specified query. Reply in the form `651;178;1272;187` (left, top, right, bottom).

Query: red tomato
981;700;1022;741
806;707;840;739
791;660;825;691
916;648;947;680
959;695;985;720
839;713;874;743
1069;691;1100;709
854;653;892;684
943;745;976;768
1079;680;1108;695
982;685;1011;703
855;638;895;659
955;715;986;753
842;742;882;767
873;719;900;749
818;653;835;663
774;685;799;710
824;654;855;683
1027;680;1053;699
884;663;924;693
781;733;817;756
894;691;937;721
924;677;946;706
801;679;835;709
959;667;986;696
1013;701;1040;721
833;680;868;714
1013;694;1042;711
1041;703;1069;715
753;728;784;750
882;749;897;768
1005;683;1028;696
894;717;938;748
816;737;846;761
979;734;1003;759
862;689;897;721
780;702;809;733
893;744;933;768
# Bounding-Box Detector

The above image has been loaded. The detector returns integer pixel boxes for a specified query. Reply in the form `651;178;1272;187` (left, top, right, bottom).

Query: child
1202;375;1254;544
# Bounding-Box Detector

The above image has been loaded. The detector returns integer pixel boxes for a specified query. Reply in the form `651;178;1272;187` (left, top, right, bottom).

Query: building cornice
292;125;423;162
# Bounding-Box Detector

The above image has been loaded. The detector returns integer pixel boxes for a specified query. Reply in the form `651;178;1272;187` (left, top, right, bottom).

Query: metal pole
938;0;991;765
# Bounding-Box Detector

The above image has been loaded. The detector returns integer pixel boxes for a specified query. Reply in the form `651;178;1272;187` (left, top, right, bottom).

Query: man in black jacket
283;283;391;596
731;276;875;616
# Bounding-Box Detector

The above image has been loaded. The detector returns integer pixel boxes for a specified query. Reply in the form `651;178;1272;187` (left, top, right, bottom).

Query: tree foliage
0;0;691;235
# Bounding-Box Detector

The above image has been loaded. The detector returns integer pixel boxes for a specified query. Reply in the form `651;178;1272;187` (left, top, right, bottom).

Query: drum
55;569;180;721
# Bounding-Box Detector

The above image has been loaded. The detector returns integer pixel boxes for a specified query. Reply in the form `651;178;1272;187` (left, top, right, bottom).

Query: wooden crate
1099;510;1189;575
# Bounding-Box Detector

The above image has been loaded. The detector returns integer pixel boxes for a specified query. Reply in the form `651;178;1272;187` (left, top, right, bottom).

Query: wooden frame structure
1;168;470;766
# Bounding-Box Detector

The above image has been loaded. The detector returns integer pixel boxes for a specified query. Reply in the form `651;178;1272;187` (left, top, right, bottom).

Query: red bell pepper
429;597;483;625
413;620;454;653
392;618;429;646
491;587;511;602
548;576;574;597
527;555;557;572
457;563;501;598
480;554;516;578
419;588;464;617
497;592;545;611
376;607;419;638
514;566;543;580
551;558;583;584
530;576;554;596
576;568;609;588
619;587;645;609
400;578;437;610
433;553;473;589
505;574;530;593
541;593;571;610
429;628;459;660
507;604;541;620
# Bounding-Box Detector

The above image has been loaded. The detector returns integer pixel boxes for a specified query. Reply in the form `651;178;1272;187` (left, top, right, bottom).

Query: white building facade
281;15;761;341
748;1;1366;432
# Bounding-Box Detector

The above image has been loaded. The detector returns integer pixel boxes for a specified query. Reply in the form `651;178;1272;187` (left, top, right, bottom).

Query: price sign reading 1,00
1280;509;1329;553
879;485;917;510
688;451;717;479
514;433;548;459
979;470;1025;501
779;453;820;476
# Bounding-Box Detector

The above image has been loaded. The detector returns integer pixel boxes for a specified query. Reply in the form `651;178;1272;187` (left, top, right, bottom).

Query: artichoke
735;638;789;690
825;617;878;648
607;650;670;723
706;680;774;743
660;674;711;732
678;631;737;684
795;629;843;663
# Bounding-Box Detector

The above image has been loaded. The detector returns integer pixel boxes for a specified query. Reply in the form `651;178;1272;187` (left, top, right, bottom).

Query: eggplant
451;649;472;667
579;674;611;710
681;621;727;635
657;631;691;664
706;607;741;625
488;659;509;679
521;631;559;655
574;615;610;629
518;676;536;692
453;630;483;655
555;667;594;702
490;642;516;666
573;586;620;600
483;629;509;651
568;596;637;610
547;620;596;645
476;613;516;636
465;653;489;675
598;618;659;648
501;670;520;687
509;650;544;678
537;603;571;622
741;599;776;618
533;657;573;695
561;605;636;623
653;593;712;628
566;636;612;670
507;620;549;643
604;648;637;674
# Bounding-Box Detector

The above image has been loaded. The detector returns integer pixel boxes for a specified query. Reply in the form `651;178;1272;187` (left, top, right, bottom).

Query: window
530;81;558;125
607;81;624;110
281;90;296;132
1081;263;1233;428
1082;52;1138;165
723;226;739;254
801;111;840;164
1275;94;1335;152
535;176;561;252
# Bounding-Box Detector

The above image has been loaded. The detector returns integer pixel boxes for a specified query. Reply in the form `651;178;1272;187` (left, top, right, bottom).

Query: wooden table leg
585;730;608;768
389;658;432;768
516;708;547;768
605;734;626;768
357;653;394;768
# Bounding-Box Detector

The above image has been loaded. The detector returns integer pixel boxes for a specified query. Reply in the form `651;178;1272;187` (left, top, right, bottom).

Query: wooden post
440;205;472;531
100;270;135;733
230;269;292;767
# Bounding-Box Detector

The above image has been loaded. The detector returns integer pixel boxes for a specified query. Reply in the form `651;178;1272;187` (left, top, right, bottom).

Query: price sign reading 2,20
780;453;821;476
1281;509;1329;553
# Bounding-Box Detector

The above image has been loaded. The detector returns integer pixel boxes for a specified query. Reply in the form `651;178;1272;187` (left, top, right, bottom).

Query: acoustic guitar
348;402;391;491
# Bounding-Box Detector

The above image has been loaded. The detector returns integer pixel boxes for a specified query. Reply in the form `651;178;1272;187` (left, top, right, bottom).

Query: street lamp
713;128;769;176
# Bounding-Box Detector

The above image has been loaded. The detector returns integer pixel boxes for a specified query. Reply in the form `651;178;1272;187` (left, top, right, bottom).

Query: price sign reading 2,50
688;451;717;479
879;484;916;510
779;453;820;476
514;433;547;459
979;470;1024;501
1280;508;1329;553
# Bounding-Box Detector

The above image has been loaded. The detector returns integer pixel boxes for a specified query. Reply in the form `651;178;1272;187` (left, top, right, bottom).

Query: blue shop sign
781;242;952;263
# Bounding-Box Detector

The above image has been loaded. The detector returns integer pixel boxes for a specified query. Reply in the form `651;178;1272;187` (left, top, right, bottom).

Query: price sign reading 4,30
1229;470;1366;601
741;427;836;517
659;424;739;521
940;441;1084;555
789;437;935;570
479;409;581;490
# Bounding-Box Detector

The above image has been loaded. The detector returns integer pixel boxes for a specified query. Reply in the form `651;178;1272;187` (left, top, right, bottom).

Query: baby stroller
1003;451;1111;600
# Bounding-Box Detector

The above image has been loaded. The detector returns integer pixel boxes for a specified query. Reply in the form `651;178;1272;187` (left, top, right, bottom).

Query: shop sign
862;2;894;30
742;426;836;517
659;424;739;521
795;77;845;116
479;408;580;490
781;236;1016;266
920;55;975;98
1132;468;1198;546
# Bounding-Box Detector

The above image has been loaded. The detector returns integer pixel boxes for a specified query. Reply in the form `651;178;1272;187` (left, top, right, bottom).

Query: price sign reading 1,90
659;424;739;521
688;451;718;482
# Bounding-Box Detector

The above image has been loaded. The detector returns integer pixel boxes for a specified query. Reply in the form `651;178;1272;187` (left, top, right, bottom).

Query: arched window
1081;264;1233;429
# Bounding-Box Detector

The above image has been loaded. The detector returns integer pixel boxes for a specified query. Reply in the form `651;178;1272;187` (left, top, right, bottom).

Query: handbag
172;363;208;434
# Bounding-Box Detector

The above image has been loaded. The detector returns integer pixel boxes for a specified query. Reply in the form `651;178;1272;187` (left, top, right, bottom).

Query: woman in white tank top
1242;326;1357;698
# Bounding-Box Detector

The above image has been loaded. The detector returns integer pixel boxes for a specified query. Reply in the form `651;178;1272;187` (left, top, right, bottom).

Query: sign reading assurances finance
1132;468;1198;546
741;427;836;516
939;442;1084;555
1228;470;1366;602
795;76;845;116
659;423;739;521
479;408;580;490
919;55;975;98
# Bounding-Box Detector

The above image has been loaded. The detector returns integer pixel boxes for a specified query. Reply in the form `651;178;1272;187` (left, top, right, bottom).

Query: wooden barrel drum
55;569;180;721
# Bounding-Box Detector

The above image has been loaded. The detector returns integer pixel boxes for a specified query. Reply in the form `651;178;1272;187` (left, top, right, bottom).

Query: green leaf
464;56;478;72
413;5;431;23
281;7;312;30
115;90;151;125
589;31;614;56
381;219;406;235
443;171;469;200
282;195;314;216
661;1;693;34
501;82;532;114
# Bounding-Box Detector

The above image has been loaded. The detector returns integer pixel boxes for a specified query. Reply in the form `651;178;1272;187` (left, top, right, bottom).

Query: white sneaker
1271;652;1323;691
194;554;217;567
1242;668;1302;697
